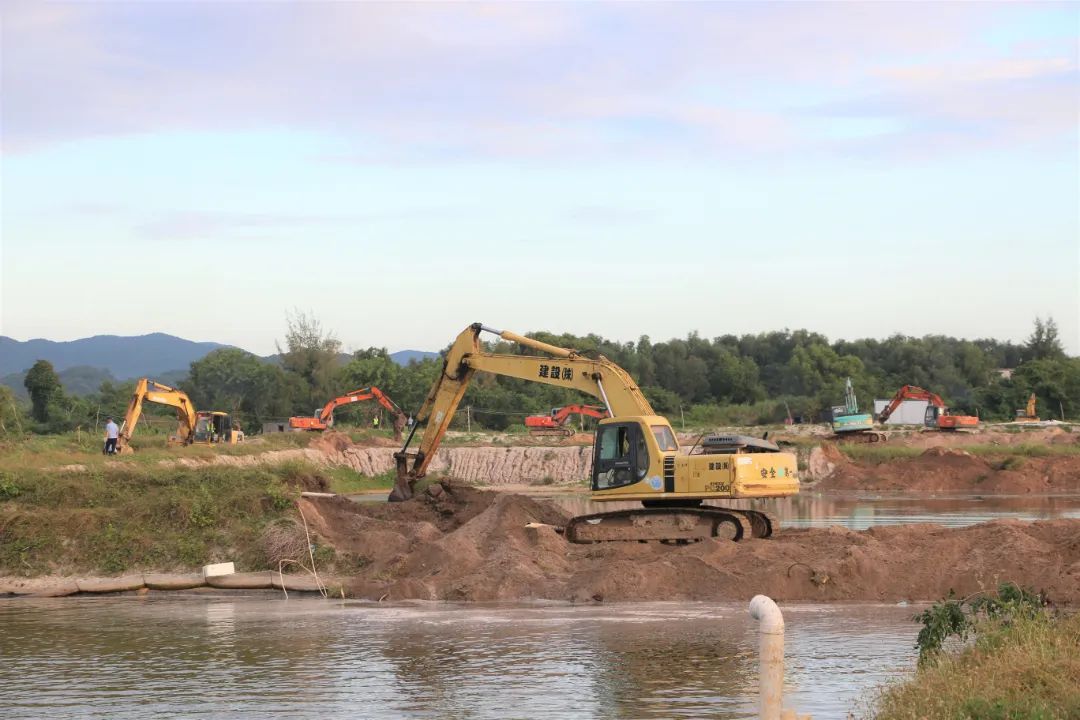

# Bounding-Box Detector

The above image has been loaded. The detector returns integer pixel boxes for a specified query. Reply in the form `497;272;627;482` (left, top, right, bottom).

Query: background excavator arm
317;387;405;425
392;323;657;500
117;378;198;451
526;403;609;429
877;385;945;424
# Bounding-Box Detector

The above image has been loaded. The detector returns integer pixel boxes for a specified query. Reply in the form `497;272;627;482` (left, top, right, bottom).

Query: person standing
103;417;120;455
372;415;380;430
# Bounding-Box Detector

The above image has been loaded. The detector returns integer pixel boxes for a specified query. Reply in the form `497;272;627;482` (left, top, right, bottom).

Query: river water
547;493;1080;530
0;597;917;719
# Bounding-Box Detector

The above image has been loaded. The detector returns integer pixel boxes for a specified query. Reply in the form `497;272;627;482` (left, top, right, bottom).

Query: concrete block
202;562;235;578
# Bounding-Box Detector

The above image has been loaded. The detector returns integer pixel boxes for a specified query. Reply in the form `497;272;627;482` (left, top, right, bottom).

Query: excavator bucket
389;453;415;502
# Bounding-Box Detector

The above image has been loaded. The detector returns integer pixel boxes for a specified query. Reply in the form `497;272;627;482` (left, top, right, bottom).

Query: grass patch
0;429;324;474
965;443;1080;458
0;462;333;576
325;467;395;494
838;445;923;464
874;613;1080;719
872;585;1079;719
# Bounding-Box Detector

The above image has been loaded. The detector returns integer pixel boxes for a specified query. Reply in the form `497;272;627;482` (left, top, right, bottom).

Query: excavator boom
395;323;655;490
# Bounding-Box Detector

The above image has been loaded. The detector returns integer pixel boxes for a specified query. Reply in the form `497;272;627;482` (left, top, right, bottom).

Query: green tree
24;359;62;423
1025;317;1065;361
187;348;293;429
276;310;344;413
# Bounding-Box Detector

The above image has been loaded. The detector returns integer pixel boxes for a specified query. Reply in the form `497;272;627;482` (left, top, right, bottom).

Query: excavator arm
117;378;198;452
316;387;405;425
291;386;408;438
527;404;609;430
877;385;944;424
392;323;657;500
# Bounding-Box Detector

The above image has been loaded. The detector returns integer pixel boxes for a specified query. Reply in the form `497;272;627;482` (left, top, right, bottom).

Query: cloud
132;208;464;241
2;1;1076;161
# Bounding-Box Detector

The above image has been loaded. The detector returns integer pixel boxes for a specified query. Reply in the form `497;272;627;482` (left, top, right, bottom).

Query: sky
2;1;1078;356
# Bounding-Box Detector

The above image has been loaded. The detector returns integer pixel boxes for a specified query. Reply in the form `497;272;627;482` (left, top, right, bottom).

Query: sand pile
299;482;1080;604
818;446;1080;493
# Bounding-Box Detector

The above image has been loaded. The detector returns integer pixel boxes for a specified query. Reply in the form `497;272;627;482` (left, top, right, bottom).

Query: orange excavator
525;404;608;436
877;385;979;431
289;386;407;440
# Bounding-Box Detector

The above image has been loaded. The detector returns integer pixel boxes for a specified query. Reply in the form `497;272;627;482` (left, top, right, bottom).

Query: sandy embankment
168;432;594;486
299;482;1080;604
809;443;1080;494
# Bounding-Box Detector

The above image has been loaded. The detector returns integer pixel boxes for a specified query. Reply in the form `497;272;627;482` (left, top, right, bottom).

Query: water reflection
548;493;1080;530
0;598;917;719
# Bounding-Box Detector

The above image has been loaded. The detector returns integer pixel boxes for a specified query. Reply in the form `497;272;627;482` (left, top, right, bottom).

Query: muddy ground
300;482;1080;604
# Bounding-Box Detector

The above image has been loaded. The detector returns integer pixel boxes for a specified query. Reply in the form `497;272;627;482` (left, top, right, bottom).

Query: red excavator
290;386;407;439
877;385;978;431
524;404;608;436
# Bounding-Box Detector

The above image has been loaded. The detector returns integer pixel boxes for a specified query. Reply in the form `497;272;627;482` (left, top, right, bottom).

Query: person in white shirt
104;417;120;455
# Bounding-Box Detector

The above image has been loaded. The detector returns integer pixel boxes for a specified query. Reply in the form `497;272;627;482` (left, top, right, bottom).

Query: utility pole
466;405;471;433
680;404;685;430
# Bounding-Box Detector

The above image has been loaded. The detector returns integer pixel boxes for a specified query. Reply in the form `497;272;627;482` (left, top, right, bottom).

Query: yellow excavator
1015;393;1039;423
392;323;800;543
116;378;241;453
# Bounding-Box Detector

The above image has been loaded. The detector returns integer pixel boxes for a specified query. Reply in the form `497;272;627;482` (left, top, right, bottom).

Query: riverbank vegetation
873;584;1080;719
3;315;1077;436
0;461;352;577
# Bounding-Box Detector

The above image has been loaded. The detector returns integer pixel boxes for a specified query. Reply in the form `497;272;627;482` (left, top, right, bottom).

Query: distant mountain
391;350;439;366
0;334;229;379
1;365;191;400
2;365;113;400
0;332;437;397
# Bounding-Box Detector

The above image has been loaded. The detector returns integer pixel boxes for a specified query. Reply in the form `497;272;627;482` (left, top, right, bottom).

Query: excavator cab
193;412;238;445
593;421;651;490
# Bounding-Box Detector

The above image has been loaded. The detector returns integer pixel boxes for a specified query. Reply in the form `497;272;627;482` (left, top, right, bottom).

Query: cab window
651;425;678;452
594;423;644;490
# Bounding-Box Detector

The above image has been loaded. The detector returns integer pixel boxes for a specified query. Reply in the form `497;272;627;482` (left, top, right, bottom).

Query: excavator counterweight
392;323;799;544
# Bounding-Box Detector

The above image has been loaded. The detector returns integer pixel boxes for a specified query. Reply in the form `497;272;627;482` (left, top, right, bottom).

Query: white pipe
749;594;785;720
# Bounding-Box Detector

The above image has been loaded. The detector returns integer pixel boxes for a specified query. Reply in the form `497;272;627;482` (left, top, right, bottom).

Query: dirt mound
818;447;1080;494
806;443;849;480
299;484;1080;604
310;431;354;454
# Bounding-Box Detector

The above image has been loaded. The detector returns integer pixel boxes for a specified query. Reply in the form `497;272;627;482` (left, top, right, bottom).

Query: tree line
6;315;1077;435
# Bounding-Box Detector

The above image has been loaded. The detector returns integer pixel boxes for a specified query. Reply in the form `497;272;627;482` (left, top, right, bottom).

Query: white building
873;399;929;425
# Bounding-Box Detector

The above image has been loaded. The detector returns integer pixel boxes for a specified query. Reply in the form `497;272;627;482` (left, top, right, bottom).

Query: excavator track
721;508;776;539
833;431;887;444
527;427;575;438
564;508;752;544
